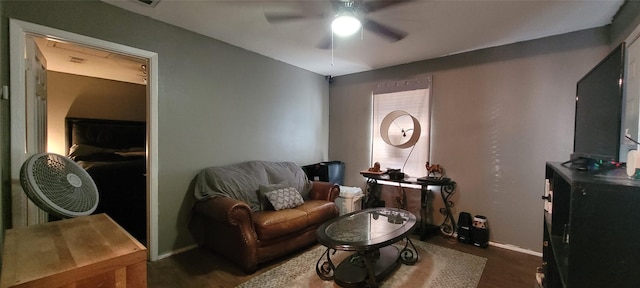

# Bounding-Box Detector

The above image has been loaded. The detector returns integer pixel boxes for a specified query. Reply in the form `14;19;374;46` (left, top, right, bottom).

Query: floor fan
20;152;99;218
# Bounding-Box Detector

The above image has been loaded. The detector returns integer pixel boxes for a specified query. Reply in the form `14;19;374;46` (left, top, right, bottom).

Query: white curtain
372;77;431;178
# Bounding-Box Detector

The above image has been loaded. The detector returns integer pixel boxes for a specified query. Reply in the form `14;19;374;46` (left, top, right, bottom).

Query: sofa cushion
294;200;339;226
253;209;309;241
264;187;305;210
257;183;288;210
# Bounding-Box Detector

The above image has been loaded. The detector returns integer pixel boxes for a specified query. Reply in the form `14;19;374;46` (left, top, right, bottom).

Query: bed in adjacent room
66;117;147;245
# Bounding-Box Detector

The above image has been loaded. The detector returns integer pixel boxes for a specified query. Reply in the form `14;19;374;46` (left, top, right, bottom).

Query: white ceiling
33;36;148;85
103;0;624;77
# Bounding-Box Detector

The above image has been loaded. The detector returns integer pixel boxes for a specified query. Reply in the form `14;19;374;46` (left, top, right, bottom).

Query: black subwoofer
457;212;472;244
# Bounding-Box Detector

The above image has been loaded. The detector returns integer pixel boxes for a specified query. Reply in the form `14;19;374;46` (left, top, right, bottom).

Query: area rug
236;240;487;288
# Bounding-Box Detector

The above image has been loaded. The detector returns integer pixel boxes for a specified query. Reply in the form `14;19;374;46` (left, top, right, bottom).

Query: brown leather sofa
190;161;339;273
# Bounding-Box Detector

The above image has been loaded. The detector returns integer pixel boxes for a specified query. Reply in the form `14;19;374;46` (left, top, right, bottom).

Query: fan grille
20;153;98;218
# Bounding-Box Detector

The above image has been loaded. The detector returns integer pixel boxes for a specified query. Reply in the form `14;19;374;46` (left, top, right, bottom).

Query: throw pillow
264;187;305;210
257;183;288;210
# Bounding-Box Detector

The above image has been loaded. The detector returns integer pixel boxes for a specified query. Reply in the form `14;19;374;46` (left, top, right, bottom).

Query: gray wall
0;1;329;255
329;28;612;251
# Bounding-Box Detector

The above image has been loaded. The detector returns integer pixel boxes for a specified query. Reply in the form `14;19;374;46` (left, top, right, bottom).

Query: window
372;77;431;178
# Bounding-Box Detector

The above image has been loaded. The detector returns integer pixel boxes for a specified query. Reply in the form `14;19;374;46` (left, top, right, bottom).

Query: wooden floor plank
147;234;541;288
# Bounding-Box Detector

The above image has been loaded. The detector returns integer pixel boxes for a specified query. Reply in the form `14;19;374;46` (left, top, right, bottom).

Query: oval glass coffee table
316;207;418;288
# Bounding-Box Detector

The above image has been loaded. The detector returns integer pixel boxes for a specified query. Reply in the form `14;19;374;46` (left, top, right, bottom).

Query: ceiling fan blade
264;12;324;24
264;13;308;24
362;0;413;13
363;18;407;42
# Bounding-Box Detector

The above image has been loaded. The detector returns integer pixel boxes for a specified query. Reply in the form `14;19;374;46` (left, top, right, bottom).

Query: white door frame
9;19;160;261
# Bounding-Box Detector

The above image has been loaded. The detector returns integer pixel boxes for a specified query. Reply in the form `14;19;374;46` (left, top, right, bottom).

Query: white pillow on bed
115;151;146;157
68;144;115;159
68;144;145;160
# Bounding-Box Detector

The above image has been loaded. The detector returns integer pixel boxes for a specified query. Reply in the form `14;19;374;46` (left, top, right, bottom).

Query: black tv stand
542;162;640;287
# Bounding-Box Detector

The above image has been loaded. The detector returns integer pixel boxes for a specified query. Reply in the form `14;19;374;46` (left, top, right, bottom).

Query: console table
360;172;457;240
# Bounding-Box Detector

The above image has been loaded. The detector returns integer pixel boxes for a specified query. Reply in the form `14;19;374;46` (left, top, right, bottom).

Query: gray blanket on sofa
194;160;313;211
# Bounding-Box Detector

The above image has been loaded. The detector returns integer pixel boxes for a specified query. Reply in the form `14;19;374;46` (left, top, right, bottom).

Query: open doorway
9;19;159;260
34;35;148;246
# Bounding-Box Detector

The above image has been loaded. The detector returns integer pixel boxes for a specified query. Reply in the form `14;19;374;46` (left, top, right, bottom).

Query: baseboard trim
157;244;198;261
451;232;542;257
156;240;542;261
489;241;542;257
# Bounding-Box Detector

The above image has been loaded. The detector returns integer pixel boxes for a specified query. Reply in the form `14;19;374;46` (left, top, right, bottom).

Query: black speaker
457;212;472;244
471;215;489;248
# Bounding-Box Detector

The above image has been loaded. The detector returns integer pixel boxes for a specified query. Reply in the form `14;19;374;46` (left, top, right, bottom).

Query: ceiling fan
264;0;411;49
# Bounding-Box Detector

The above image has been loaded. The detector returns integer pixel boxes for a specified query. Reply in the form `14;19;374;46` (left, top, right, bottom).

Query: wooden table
1;214;147;288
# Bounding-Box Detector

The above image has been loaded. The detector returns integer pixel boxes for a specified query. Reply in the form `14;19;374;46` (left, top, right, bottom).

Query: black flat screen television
571;42;626;168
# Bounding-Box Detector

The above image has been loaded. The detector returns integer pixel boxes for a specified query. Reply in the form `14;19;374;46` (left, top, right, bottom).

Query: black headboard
66;118;146;151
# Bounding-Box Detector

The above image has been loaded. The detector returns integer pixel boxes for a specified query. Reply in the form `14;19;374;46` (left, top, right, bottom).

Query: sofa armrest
194;196;254;226
191;196;259;273
309;181;340;202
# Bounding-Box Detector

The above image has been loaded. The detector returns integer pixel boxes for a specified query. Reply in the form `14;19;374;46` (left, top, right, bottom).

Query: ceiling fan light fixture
331;14;361;37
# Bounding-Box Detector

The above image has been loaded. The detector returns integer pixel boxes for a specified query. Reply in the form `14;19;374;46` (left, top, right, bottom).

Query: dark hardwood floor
147;234;541;288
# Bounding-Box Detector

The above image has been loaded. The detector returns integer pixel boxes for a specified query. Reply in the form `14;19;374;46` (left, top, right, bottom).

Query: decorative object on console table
380;110;421;149
425;162;445;179
378;110;423;180
0;214;147;288
368;161;382;173
388;168;404;180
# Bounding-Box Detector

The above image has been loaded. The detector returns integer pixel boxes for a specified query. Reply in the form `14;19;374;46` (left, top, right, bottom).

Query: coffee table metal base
316;238;418;288
335;246;399;288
